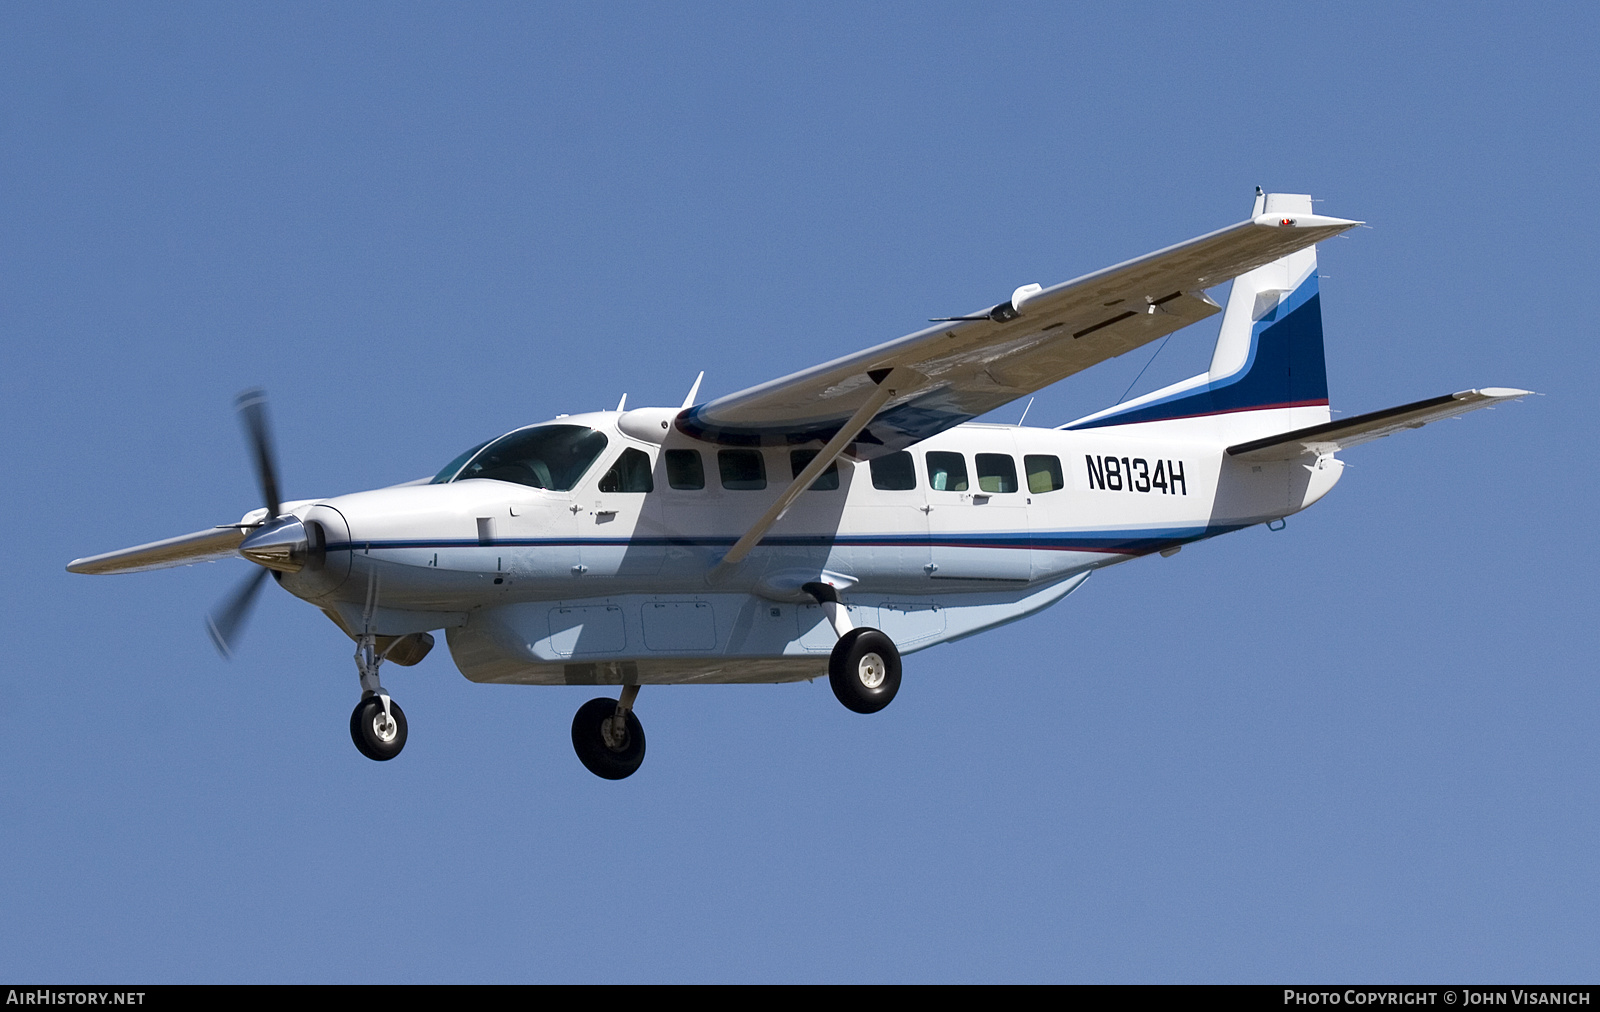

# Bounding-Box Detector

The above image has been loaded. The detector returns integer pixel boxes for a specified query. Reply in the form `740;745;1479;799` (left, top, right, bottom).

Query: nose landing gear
572;685;646;779
349;623;409;761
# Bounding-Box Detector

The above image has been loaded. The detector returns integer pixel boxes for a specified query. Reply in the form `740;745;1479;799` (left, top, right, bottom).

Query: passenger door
925;438;1030;582
849;451;931;581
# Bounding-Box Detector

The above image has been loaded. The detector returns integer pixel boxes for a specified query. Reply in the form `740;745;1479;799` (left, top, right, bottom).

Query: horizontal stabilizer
1226;388;1532;462
67;526;246;575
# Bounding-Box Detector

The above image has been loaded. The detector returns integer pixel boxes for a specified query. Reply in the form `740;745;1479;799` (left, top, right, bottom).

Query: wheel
828;627;902;714
349;695;408;761
571;697;646;780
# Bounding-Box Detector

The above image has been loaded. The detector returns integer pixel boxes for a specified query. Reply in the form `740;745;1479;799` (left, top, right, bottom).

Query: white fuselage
276;408;1341;685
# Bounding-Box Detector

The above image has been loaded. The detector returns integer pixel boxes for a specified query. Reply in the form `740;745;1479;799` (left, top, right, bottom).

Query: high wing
1226;388;1534;462
66;525;247;575
679;208;1361;458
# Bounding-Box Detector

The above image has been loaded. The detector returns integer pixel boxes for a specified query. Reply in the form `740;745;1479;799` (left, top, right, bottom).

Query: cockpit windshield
430;441;491;484
435;425;609;491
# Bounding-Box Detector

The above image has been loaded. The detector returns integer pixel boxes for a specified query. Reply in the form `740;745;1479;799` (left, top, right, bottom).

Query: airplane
67;191;1530;779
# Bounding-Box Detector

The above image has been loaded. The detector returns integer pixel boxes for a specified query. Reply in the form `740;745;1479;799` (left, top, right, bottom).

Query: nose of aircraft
239;515;316;572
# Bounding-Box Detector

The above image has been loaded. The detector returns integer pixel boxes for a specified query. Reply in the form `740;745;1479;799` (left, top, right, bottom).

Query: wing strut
714;368;909;572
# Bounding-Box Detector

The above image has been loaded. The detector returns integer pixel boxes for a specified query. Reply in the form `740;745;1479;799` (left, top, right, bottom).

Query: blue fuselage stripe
325;524;1246;558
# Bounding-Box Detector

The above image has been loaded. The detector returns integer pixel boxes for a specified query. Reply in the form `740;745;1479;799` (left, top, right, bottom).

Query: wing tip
1251;213;1364;230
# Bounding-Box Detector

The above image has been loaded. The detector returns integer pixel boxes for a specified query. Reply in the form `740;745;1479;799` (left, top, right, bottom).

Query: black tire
828;627;901;714
571;696;646;780
350;695;408;761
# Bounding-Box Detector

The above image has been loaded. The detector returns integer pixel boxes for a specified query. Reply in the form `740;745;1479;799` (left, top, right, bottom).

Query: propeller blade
205;567;270;659
235;388;282;518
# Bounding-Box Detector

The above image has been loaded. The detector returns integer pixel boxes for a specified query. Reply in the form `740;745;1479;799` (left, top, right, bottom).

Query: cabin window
789;449;840;491
870;451;917;491
599;447;654;493
718;449;767;490
1025;454;1064;494
450;425;608;491
975;453;1018;493
925;451;968;492
665;449;705;490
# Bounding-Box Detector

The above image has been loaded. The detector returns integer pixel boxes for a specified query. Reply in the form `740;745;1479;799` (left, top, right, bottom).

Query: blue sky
2;3;1595;982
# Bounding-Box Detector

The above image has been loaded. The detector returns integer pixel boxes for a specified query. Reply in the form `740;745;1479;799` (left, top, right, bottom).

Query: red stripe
1116;398;1329;424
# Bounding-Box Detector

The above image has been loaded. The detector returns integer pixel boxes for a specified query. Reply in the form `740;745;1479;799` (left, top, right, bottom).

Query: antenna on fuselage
681;371;705;409
1017;397;1035;426
616;392;627;412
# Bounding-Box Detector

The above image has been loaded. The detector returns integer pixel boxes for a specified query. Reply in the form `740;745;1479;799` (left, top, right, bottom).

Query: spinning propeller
64;388;327;653
204;389;315;659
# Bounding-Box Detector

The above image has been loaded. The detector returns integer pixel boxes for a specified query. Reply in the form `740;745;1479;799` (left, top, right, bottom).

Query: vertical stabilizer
1063;192;1332;437
1206;193;1328;402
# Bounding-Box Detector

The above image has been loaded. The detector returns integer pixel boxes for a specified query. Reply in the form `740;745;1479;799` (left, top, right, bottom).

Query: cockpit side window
598;447;654;493
451;425;609;491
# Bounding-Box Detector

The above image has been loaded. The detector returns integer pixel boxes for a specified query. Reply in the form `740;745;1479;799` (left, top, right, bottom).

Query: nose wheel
350;694;408;761
572;686;646;779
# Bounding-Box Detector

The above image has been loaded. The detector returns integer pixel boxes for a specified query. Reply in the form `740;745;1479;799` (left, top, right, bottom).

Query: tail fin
1063;192;1332;436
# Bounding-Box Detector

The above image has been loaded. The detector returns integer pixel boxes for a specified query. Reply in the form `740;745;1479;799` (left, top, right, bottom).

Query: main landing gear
341;582;899;772
804;582;902;714
572;685;646;780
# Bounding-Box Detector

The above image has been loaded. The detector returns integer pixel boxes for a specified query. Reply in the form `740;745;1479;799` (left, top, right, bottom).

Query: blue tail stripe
1065;273;1328;430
